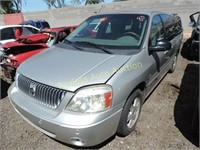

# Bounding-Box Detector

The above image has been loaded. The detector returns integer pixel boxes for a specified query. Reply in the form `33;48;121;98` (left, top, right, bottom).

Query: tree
0;6;6;14
85;0;104;5
0;0;21;14
43;0;103;7
113;0;128;2
44;0;56;9
57;0;65;7
43;0;66;9
15;0;22;11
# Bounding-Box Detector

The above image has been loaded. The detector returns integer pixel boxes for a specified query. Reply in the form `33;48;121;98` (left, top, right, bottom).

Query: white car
0;25;40;45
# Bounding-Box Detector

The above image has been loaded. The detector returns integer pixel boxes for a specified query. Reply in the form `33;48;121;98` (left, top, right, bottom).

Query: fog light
69;137;85;146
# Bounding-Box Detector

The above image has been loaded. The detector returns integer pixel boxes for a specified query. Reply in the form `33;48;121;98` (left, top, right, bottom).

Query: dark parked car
20;20;50;30
188;11;200;59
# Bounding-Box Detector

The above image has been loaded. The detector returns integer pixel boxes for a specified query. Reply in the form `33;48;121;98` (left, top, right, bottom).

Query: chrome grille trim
18;74;67;109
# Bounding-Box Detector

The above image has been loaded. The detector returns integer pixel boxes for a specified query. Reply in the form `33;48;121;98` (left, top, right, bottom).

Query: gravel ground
0;40;199;150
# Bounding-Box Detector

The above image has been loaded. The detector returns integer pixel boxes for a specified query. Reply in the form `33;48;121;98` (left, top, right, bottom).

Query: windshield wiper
74;41;112;54
64;39;84;51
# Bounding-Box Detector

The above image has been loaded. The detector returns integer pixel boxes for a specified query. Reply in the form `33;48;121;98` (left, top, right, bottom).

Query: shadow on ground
181;38;199;62
174;63;199;147
1;79;11;99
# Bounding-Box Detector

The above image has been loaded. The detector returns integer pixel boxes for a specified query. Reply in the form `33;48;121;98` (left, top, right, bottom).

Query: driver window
149;15;165;46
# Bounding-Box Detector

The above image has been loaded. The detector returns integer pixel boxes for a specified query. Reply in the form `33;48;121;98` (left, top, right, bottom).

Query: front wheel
117;89;143;137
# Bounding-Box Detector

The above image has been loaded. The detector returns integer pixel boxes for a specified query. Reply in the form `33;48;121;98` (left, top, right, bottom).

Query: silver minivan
8;12;183;147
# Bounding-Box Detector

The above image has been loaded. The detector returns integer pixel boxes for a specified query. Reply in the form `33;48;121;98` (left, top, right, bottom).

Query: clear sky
22;0;48;12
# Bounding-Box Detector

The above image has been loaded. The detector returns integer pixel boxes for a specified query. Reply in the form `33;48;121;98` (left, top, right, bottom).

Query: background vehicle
19;20;50;30
0;25;40;45
188;11;200;59
0;27;72;82
8;12;183;147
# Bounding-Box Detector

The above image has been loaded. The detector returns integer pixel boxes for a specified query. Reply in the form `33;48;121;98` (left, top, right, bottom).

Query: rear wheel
117;89;143;137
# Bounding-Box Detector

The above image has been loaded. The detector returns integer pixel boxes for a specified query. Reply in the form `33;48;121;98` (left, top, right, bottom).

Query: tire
117;89;143;137
168;55;177;73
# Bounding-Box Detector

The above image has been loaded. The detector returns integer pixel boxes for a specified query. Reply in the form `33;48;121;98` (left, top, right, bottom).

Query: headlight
66;85;112;113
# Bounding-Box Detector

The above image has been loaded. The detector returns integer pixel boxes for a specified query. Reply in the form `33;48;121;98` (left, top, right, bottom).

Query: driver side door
146;15;168;93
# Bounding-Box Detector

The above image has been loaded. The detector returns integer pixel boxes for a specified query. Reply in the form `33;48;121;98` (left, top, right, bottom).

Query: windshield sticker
137;16;145;22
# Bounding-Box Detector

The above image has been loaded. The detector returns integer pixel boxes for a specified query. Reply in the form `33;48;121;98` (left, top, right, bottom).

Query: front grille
18;74;67;109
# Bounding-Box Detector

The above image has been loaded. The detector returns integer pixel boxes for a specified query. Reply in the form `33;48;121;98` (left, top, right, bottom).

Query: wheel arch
123;81;146;108
117;81;146;136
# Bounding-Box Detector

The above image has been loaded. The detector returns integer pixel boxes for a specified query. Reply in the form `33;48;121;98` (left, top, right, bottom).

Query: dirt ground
0;40;199;150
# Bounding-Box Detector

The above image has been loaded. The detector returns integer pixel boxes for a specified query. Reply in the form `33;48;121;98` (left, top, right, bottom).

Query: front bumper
8;83;122;147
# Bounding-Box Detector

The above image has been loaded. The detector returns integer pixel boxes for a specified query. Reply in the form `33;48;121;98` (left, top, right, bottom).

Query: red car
0;26;76;82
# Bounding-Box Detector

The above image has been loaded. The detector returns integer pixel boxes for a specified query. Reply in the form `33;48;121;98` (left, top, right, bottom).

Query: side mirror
149;41;171;53
189;22;195;27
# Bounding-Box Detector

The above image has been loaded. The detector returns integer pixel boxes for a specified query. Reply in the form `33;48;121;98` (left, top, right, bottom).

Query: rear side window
42;21;50;28
160;14;174;40
149;15;165;46
36;22;41;29
27;27;39;34
0;27;15;40
160;14;182;40
173;15;183;35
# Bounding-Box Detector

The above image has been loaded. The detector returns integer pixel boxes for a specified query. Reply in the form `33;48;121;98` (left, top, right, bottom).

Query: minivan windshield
65;14;149;54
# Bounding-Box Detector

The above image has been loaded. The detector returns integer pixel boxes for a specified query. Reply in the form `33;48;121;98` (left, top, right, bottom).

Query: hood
2;41;48;56
3;40;48;50
2;33;49;52
18;46;131;92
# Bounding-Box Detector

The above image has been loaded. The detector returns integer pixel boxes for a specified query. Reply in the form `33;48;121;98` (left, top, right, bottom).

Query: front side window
149;15;165;46
66;14;149;54
190;12;200;26
197;13;200;25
